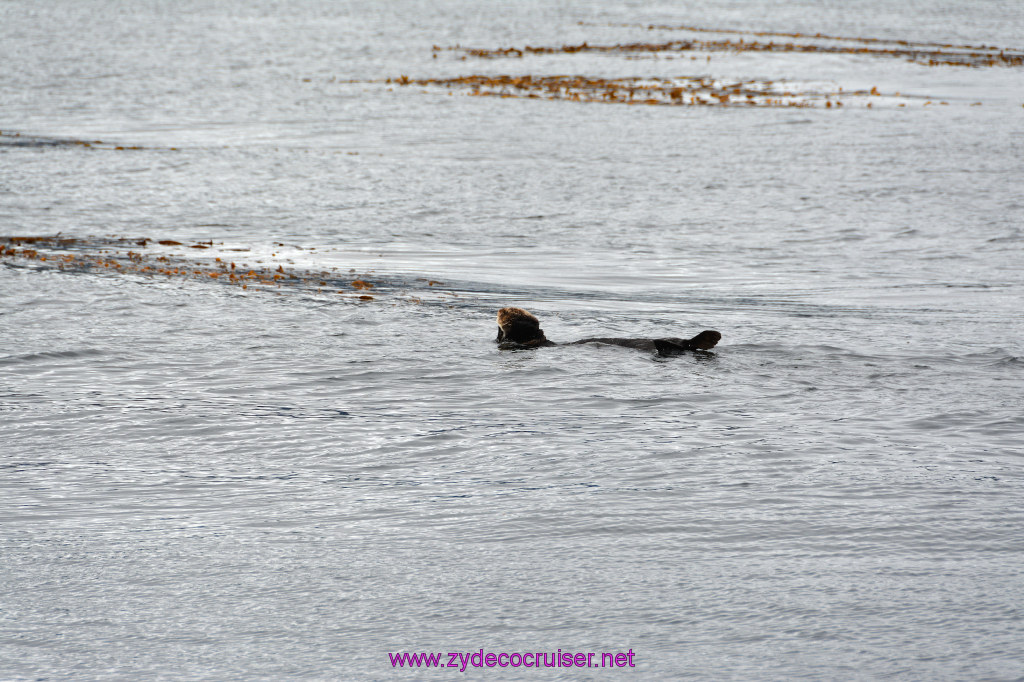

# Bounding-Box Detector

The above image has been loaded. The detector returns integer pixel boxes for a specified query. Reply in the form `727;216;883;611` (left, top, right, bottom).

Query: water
2;1;1024;679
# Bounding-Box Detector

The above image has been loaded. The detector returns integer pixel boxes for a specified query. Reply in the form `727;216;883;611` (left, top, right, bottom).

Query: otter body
495;307;720;357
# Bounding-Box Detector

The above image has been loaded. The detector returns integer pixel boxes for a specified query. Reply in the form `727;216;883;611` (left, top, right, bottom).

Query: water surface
2;0;1023;679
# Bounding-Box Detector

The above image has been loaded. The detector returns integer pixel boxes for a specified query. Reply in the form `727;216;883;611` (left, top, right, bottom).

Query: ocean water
2;1;1023;679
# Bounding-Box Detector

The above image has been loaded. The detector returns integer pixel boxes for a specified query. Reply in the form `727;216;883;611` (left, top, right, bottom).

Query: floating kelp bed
593;21;1024;66
441;31;1024;68
0;235;468;307
6;235;704;312
4;236;889;318
383;74;911;108
333;23;1022;110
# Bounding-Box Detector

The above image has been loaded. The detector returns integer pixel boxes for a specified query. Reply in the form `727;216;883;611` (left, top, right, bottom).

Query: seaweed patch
1;236;386;303
382;74;908;108
317;23;1022;109
441;36;1023;69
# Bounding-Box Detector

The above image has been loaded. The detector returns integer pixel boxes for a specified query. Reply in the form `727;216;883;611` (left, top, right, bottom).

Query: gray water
2;1;1024;679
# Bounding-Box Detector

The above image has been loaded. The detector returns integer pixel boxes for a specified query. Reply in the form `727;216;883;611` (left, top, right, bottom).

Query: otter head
496;307;549;347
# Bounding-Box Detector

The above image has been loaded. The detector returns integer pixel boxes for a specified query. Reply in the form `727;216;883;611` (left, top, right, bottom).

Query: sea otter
495;307;721;356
